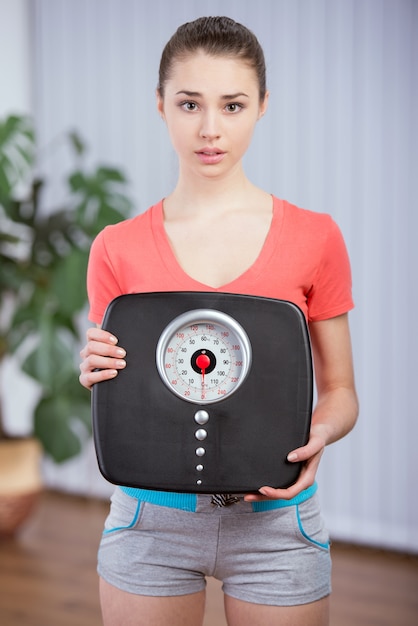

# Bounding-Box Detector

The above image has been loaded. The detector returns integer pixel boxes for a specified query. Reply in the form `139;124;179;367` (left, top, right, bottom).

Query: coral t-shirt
87;196;354;325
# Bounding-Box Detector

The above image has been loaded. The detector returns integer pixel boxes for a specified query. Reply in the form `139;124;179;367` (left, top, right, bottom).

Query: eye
180;101;199;112
225;103;243;113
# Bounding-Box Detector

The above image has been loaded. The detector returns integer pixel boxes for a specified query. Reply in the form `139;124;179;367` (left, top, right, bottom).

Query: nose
199;110;221;140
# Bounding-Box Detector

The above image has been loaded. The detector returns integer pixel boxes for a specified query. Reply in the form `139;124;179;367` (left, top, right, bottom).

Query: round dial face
156;309;252;404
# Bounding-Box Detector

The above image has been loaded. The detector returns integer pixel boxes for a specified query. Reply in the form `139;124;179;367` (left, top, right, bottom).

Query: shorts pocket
103;488;144;535
294;494;330;551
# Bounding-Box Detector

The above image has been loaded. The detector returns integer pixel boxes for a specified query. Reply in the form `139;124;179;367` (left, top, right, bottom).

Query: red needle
196;353;211;384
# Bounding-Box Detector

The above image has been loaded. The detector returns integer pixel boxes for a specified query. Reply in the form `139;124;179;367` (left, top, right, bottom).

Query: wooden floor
0;491;417;625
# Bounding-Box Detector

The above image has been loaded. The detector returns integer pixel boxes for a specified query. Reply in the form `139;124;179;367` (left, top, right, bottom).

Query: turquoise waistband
119;482;318;513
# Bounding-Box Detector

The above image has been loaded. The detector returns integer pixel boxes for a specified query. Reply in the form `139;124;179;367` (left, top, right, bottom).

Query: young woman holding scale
80;16;358;626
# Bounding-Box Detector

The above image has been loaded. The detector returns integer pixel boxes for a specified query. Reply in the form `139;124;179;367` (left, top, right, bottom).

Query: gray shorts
97;487;331;607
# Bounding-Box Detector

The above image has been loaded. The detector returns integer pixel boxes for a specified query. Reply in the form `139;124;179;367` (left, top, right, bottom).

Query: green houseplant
0;114;132;532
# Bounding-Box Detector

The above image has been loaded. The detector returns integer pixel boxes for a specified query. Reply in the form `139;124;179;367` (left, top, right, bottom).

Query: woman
80;16;358;626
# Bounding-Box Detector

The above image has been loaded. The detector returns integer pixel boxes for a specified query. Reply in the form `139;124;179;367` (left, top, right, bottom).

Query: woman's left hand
244;424;328;502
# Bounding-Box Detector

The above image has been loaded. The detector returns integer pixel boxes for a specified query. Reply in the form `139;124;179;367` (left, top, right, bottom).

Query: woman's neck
165;167;267;218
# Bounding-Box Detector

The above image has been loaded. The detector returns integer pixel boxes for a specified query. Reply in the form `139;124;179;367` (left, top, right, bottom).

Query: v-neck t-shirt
87;196;353;325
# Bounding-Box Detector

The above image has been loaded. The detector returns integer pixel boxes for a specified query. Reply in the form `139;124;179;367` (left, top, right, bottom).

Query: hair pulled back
158;16;267;101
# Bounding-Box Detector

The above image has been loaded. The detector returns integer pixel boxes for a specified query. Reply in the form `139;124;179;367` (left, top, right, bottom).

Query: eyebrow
175;90;250;99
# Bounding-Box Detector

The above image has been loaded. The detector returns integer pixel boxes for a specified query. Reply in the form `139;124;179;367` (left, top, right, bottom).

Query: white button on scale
194;410;209;425
195;429;207;441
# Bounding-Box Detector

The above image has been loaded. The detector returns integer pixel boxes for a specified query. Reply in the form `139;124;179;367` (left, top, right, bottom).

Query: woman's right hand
79;327;126;390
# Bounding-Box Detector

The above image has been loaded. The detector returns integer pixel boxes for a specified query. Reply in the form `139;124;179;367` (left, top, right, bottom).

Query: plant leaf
0;115;35;194
34;395;82;462
68;130;86;156
49;248;89;315
21;325;75;390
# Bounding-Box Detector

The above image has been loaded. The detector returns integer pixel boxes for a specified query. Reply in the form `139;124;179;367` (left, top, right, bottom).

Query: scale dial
156;309;252;404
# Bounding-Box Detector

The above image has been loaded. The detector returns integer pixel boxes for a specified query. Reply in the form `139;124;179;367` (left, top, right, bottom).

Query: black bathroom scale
92;292;313;493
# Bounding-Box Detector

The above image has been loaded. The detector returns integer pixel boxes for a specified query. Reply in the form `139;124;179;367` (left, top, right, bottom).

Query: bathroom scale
92;292;313;494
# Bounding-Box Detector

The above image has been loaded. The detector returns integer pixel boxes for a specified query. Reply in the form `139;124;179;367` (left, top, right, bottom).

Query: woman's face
157;51;269;181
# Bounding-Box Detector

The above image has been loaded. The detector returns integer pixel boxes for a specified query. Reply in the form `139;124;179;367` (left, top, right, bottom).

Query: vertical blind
28;0;417;552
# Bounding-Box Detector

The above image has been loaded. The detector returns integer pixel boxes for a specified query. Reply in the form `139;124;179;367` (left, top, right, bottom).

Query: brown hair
158;16;267;101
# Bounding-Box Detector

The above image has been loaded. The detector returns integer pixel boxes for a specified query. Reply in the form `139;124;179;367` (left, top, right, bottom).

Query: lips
195;148;226;165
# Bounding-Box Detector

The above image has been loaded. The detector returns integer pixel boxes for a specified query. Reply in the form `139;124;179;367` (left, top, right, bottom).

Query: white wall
0;0;32;116
3;0;417;552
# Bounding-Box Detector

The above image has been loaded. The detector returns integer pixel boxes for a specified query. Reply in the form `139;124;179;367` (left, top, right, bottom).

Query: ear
258;90;269;120
156;89;165;120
